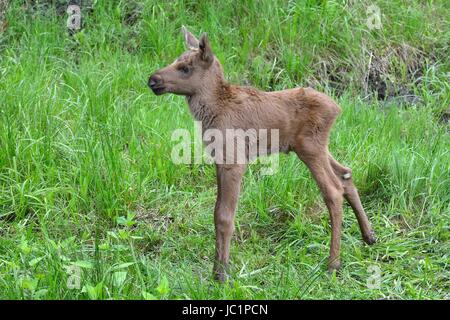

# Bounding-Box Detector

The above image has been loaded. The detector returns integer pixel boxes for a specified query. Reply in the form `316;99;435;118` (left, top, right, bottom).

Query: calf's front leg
213;164;246;282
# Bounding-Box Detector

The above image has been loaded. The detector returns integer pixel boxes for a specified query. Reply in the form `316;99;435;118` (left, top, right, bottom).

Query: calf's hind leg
328;155;376;245
295;142;345;272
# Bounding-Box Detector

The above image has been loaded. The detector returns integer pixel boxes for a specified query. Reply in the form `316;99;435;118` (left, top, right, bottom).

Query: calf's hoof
213;263;229;283
213;270;228;283
327;260;341;274
363;230;376;245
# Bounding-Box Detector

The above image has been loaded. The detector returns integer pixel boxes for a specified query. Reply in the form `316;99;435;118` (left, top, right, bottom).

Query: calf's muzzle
148;73;165;95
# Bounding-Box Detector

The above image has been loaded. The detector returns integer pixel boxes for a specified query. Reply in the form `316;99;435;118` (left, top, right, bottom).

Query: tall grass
0;0;448;299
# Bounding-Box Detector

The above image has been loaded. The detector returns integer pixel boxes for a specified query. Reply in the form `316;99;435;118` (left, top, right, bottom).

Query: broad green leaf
113;271;127;287
72;260;93;269
156;276;169;296
29;256;44;267
20;278;38;291
112;262;135;270
142;291;157;300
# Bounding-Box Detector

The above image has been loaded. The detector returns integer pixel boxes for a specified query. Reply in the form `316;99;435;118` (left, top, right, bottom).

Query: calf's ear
181;25;199;50
199;33;213;63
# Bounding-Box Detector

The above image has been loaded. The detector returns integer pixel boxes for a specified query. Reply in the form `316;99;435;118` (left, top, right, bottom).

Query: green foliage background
0;0;448;299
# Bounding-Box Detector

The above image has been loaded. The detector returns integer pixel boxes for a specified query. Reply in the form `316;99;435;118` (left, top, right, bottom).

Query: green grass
0;0;449;299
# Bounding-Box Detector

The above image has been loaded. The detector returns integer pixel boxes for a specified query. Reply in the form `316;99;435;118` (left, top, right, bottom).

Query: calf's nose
148;74;162;88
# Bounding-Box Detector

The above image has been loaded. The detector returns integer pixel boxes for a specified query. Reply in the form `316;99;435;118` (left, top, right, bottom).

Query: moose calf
148;27;376;282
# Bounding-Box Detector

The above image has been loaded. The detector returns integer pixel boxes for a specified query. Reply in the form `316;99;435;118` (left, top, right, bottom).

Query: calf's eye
180;66;189;74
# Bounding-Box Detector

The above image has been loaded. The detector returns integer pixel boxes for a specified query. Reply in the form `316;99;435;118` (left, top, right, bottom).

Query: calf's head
148;26;220;96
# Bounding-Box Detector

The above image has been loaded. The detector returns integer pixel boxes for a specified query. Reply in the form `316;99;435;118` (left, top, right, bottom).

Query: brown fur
148;27;375;282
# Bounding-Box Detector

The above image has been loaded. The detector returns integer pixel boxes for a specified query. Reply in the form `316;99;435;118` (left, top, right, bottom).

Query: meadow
0;0;448;299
